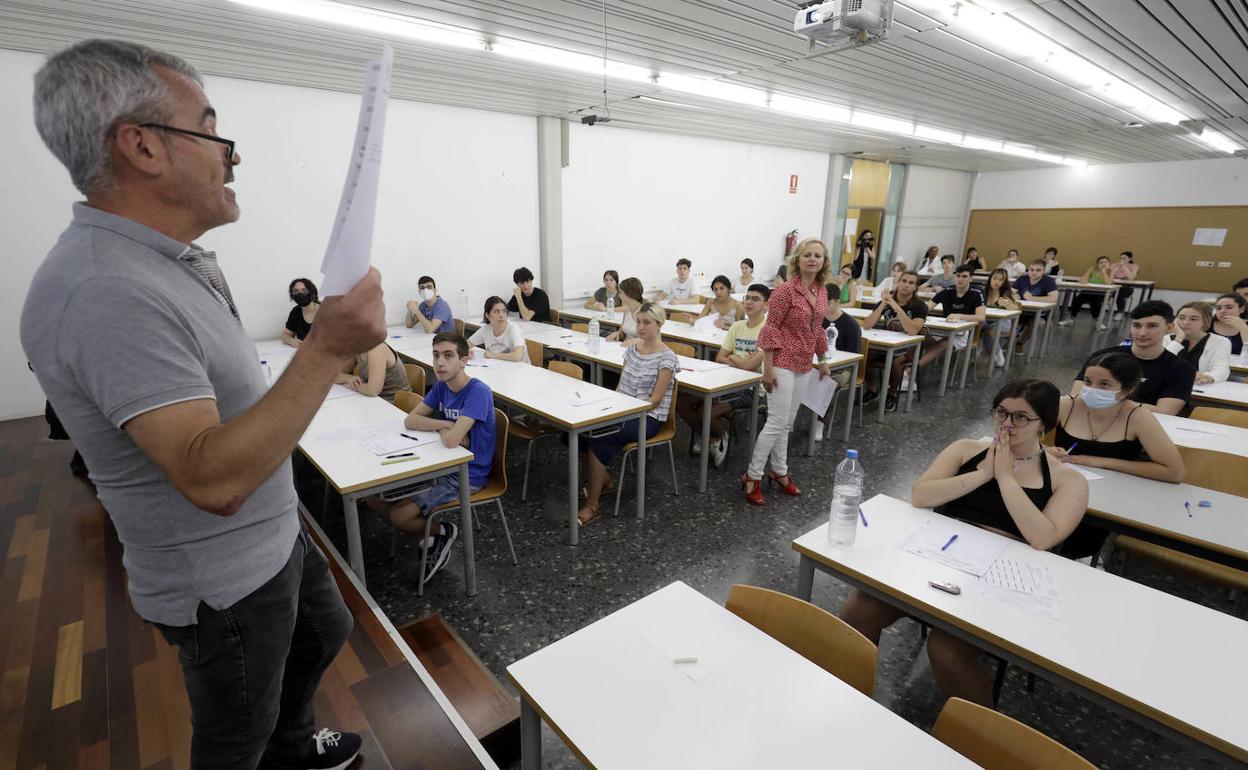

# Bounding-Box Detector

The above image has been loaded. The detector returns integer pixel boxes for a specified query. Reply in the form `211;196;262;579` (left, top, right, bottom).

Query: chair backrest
547;360;585;381
856;339;870;386
488;408;508;493
725;584;877;697
548;308;561;326
932;697;1096;770
393;390;420;414
667;341;697;359
1176;446;1248;497
453;318;465;337
1189;406;1248;429
403;363;425;395
571;322;589;334
671;312;696;325
651;382;681;441
525;339;544;367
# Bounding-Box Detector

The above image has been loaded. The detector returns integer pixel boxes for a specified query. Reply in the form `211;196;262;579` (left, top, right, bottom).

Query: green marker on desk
381;454;420;466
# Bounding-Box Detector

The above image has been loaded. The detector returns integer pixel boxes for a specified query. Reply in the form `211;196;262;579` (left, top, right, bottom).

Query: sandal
579;479;616;499
577;505;603;527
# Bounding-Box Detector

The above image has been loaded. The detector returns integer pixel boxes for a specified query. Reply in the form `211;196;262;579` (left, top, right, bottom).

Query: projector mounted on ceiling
794;0;892;47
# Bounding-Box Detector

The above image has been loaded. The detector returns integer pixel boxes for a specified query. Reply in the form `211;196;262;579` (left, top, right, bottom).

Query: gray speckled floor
302;317;1240;770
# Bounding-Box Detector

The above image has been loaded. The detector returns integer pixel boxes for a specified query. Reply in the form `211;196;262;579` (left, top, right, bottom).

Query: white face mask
1079;386;1119;410
420;288;434;302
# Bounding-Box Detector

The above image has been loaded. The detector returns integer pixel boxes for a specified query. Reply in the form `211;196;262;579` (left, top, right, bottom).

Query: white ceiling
2;0;1246;171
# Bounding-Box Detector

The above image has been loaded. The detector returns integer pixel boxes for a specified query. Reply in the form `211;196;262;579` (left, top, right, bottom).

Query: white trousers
747;368;812;479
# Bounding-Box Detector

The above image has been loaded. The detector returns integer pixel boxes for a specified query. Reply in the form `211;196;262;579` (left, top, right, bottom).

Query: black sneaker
862;389;880;405
306;728;361;770
885;393;899;412
423;521;459;581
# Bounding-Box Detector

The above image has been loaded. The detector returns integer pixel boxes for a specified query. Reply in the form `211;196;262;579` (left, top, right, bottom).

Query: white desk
507;581;975;770
1191;379;1248;410
558;305;727;358
1084;467;1248;569
1229;354;1248;378
854;324;925;422
848;303;980;394
1053;281;1119;349
1154;412;1248;456
528;329;771;491
793;495;1248;766
388;327;652;545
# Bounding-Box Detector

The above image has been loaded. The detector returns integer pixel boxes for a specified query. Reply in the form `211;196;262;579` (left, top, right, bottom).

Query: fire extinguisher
785;229;798;256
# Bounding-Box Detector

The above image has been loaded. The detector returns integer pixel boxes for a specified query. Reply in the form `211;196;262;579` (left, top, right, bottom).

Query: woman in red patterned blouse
742;238;834;505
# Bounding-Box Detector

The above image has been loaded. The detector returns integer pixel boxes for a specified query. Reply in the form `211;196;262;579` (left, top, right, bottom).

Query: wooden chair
612;385;680;518
725;585;877;697
666;341;696;359
510;361;583;500
548;308;561;326
524;339;544;367
931;697;1097;770
453;318;465;337
571;322;589;334
393;390;420;414
418;408;515;596
670;312;696;325
403;363;425;395
1190;406;1248;429
1176;445;1248;496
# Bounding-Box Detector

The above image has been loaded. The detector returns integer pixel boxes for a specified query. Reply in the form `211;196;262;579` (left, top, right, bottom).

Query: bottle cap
846;449;858;459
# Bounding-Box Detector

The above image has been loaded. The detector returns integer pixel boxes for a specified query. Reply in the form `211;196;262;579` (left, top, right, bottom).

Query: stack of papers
679;358;727;373
973;557;1061;619
561;389;614;408
901;518;1008;576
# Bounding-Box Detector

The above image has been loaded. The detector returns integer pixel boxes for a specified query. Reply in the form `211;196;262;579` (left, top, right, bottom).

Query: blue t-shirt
1012;274;1058;298
421;297;455;333
423;378;495;487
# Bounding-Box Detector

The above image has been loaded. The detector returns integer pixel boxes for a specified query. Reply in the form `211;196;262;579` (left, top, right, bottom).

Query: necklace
1087;401;1124;441
1011;444;1045;469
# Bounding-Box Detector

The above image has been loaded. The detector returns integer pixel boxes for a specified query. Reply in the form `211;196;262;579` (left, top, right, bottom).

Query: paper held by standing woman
321;45;394;296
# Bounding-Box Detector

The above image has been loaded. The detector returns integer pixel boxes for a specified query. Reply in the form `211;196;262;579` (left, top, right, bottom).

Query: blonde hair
1178;301;1213;330
785;238;832;286
635;301;667;325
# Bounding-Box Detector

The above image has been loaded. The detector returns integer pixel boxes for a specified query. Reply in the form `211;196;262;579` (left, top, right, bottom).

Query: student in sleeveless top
606;276;647;343
1048;351;1184;482
840;380;1088;707
697;275;745;330
337;342;411;403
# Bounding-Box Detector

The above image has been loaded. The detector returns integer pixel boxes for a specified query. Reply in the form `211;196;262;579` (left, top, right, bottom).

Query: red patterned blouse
757;275;829;373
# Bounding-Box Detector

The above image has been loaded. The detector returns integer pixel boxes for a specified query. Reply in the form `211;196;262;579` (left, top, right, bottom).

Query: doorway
841;207;884;282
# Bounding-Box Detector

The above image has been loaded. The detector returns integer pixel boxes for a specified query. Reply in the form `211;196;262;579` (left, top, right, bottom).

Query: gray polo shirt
20;203;298;627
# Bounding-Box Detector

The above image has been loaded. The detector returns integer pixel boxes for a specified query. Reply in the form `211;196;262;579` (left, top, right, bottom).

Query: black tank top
935;448;1054;540
1055;404;1143;462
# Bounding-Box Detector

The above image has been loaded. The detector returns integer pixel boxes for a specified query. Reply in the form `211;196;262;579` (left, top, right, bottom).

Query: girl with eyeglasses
840;379;1088;707
282;277;319;347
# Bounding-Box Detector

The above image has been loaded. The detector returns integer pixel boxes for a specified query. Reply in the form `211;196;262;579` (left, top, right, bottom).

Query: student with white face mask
405;275;455;334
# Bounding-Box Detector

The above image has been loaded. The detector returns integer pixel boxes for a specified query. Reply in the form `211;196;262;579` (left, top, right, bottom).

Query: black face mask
291;292;313;307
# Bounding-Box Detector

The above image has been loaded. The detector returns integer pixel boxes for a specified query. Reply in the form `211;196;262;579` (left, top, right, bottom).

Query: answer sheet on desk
974;558;1060;619
901;518;1008;577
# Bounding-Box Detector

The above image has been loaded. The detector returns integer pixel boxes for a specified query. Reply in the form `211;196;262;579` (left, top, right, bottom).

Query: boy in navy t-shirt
386;332;495;581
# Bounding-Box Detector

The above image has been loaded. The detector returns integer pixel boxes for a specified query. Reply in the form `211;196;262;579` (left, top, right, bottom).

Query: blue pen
941;534;958;551
1184;501;1192;518
858;507;869;527
1066;441;1079;455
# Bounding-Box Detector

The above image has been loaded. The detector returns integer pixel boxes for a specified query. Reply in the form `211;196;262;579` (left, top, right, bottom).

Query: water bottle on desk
587;317;601;354
260;359;271;384
828;449;864;546
606;295;615;318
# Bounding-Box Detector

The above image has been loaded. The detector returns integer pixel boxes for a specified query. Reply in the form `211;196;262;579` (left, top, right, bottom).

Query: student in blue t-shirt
382;332;494;581
1012;259;1059;350
405;275;456;334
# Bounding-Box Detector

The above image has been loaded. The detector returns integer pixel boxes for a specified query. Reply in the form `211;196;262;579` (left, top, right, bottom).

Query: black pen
386;452;415;459
400;433;420;441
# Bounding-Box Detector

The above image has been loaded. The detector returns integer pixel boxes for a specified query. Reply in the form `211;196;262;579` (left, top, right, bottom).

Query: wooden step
397;613;520;766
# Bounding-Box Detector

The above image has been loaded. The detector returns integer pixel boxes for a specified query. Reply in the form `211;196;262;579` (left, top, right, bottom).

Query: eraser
1198;500;1212;508
672;656;698;665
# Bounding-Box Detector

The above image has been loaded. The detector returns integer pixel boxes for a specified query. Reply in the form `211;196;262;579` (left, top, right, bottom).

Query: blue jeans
154;528;352;769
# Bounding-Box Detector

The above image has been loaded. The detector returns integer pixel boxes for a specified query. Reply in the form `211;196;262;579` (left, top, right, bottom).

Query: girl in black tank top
936;447;1053;540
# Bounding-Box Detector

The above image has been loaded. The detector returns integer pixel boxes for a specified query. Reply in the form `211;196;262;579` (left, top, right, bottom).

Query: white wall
893;165;974;269
971;158;1248;209
561;124;830;298
0;48;538;419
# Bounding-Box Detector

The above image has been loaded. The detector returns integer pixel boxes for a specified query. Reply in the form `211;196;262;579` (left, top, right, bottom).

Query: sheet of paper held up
901;518;1008;577
800;373;838;418
973;557;1061;619
321;45;394;296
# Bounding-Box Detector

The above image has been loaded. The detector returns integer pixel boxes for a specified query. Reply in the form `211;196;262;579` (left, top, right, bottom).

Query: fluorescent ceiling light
1000;143;1038;159
491;40;652;83
959;134;1003;152
913;124;963;144
634;95;717;112
226;0;482;49
658;74;769;108
769;94;851;123
850;111;915;136
1193;128;1241;154
1033;151;1064;164
1058;157;1088;168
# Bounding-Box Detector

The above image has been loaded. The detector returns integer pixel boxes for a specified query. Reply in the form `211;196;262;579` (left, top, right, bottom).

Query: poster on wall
1192;228;1228;247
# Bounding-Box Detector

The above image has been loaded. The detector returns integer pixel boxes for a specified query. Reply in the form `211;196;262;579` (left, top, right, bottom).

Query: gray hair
33;39;203;196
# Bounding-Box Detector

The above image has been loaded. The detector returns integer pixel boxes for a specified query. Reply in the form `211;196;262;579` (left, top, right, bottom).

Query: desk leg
938;335;954;398
987;322;1002;376
520;697;541;770
958;335;972;389
636;414;647;519
878;348;894;422
1025;312;1042;361
1006;317;1022;369
797;556;815;601
343;494;366;587
748;387;759;457
843;360;856;442
458;463;477;596
904;342;919;412
568;431;579;546
699;392;712;493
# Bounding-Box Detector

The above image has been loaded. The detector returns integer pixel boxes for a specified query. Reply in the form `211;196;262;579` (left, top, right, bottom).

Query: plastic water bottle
828;449;864;546
260;359;272;384
458;288;469;320
587;317;601;354
606;295;615;317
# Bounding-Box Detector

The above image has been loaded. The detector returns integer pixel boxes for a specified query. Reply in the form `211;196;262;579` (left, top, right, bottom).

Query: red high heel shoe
740;473;765;506
766;471;801;496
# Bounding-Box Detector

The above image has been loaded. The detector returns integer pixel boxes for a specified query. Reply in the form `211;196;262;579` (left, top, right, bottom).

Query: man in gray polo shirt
21;40;385;770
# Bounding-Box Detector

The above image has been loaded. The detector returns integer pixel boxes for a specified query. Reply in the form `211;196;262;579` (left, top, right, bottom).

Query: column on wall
537;116;565;305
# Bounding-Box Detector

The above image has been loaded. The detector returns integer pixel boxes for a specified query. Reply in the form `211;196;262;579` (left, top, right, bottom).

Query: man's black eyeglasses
139;123;235;160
